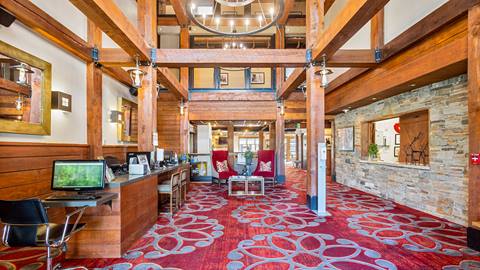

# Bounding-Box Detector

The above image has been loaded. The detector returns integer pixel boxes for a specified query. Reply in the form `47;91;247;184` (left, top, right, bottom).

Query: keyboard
46;195;99;201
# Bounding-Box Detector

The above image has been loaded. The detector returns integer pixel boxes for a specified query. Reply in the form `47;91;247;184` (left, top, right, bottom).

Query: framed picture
394;146;400;157
395;134;401;145
251;72;265;84
337;126;354;151
220;73;229;85
137;154;151;173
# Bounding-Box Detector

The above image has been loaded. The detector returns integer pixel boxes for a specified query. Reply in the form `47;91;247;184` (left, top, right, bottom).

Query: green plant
368;143;379;158
244;148;254;165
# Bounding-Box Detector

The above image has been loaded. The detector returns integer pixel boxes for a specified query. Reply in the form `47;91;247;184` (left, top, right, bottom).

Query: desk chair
0;199;87;270
158;172;180;214
180;169;188;206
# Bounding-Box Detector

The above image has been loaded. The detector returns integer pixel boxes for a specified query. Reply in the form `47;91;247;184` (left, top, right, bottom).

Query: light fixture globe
187;0;284;36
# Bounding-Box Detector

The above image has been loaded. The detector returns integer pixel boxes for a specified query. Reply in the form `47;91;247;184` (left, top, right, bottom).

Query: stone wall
334;75;468;225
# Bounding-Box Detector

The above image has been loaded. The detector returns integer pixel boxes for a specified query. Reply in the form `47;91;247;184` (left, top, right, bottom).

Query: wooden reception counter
65;164;189;259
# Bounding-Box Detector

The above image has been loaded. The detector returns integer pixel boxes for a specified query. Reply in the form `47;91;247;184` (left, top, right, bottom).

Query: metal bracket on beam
150;48;157;67
375;48;382;63
305;48;312;68
91;46;102;68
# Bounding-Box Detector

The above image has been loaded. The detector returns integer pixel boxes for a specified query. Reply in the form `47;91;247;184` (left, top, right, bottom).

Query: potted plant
244;148;254;166
368;143;379;161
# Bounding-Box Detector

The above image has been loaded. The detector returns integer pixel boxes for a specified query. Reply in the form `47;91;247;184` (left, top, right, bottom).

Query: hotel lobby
0;0;480;269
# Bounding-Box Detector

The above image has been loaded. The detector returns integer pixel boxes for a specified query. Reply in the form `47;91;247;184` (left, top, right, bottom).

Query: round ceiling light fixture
187;0;284;36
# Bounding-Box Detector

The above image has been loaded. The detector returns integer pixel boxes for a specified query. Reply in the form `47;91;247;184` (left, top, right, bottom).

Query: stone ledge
358;159;431;171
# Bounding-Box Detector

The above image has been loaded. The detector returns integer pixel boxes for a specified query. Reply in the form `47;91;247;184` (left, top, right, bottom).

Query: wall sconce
179;99;185;115
110;110;123;123
314;54;333;88
127;56;146;88
10;62;33;86
277;99;285;115
51;91;72;112
14;93;23;111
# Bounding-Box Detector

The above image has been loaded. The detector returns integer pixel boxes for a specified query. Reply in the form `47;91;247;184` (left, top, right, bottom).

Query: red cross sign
471;153;480;165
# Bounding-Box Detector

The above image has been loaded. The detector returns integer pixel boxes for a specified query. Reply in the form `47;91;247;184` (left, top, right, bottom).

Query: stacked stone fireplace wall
334;75;469;225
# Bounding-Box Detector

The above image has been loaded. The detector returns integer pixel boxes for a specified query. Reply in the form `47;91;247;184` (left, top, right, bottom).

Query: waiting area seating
212;150;277;186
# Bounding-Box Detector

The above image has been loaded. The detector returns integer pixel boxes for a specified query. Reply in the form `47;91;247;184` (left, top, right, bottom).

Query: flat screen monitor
51;160;105;191
126;152;152;166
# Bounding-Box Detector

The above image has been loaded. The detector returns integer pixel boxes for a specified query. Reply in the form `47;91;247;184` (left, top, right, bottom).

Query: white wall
0;1;137;145
0;21;87;143
374;118;399;163
102;74;137;145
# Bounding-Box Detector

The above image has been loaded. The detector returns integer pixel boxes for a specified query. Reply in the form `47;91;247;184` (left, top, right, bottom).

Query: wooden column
468;4;480;249
275;106;286;183
227;124;234;164
305;0;325;210
370;9;384;50
286;137;291;161
295;133;300;162
179;102;189;154
86;20;103;159
137;0;157;151
180;27;190;89
269;122;276;150
259;130;264;150
275;26;285;89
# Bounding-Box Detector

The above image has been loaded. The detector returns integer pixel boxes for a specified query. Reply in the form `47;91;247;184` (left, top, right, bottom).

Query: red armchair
212;150;237;185
253;150;276;186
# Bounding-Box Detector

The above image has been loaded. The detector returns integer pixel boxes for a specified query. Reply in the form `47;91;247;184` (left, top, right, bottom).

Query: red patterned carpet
2;167;480;269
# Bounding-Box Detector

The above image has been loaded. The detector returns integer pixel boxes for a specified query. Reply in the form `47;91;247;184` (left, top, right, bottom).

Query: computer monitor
51;160;106;191
126;152;151;166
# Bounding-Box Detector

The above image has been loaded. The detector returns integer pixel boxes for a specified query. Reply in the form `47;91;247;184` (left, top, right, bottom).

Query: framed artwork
395;134;400;145
337;126;354;151
220;73;229;85
251;72;265;84
394;146;400;157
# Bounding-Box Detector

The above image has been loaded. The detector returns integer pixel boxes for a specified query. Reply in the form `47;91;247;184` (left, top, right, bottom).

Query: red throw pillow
259;161;272;172
216;160;229;172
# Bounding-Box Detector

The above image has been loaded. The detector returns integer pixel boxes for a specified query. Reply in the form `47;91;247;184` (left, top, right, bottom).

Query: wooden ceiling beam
0;0;91;61
311;0;388;62
277;67;306;99
70;0;151;60
326;0;478;95
99;48;374;68
170;0;189;26
157;67;189;100
102;67;132;87
325;18;468;114
277;0;295;25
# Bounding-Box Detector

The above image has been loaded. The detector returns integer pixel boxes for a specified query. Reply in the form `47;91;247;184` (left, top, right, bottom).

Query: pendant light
127;56;146;88
10;63;34;86
314;54;333;88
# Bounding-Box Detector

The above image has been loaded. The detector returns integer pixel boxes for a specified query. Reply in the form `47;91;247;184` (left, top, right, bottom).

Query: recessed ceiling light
342;109;349;113
372;97;377;101
410;83;416;87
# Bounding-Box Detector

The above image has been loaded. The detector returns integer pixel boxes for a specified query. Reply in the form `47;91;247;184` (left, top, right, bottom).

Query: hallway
1;167;478;269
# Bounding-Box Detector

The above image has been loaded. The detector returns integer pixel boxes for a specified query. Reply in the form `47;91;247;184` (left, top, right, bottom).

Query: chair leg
46;246;53;270
183;185;187;204
170;193;173;215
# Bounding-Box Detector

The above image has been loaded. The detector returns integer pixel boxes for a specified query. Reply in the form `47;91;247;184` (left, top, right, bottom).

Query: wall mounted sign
471;153;480;165
337;126;354;152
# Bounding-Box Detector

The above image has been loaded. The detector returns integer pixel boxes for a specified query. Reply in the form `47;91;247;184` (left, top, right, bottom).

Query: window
239;138;259;152
361;110;429;165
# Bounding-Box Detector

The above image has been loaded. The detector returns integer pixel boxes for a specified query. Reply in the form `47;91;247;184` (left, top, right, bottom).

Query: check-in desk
65;164;189;259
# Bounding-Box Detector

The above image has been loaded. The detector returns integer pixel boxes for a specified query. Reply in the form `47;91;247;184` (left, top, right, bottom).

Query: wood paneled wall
103;145;138;162
0;142;89;201
0;143;138;201
157;100;181;153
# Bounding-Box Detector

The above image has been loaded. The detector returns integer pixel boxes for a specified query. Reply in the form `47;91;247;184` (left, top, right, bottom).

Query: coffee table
228;176;264;196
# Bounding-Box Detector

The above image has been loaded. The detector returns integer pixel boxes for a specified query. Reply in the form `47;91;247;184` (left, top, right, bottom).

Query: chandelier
187;0;284;36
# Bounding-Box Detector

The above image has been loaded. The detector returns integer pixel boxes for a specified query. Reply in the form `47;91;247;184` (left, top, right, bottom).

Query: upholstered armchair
212;150;237;185
252;150;276;186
